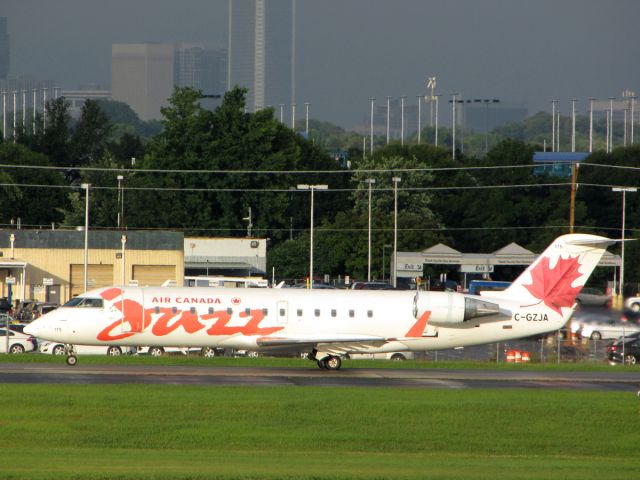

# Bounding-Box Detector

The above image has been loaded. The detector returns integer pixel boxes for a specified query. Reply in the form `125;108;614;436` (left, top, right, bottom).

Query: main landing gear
309;350;342;370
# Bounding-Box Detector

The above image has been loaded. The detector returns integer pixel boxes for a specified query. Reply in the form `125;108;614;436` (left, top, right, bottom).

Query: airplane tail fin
487;234;613;318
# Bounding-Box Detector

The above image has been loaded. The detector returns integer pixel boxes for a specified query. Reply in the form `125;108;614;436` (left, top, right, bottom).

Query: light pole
551;100;557;152
304;102;310;134
589;98;595;153
297;184;328;289
385;96;391;144
22;90;26;131
612;187;637;300
121;235;127;285
32;89;37;134
400;95;407;145
2;91;5;141
632;96;637;145
12;90;16;142
365;178;376;281
427;76;436;126
382;244;392;282
417;95;422;145
43;88;47;130
434;94;440;147
291;103;296;130
571;99;577;152
451;93;459;159
117;175;124;229
82;183;91;292
392;177;401;288
279;104;284;123
369;97;375;154
609;97;615;153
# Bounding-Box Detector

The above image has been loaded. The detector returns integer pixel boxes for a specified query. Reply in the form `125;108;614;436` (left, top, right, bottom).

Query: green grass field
1;383;638;479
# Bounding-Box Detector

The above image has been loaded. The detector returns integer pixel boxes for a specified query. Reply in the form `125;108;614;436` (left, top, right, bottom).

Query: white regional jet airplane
25;234;613;369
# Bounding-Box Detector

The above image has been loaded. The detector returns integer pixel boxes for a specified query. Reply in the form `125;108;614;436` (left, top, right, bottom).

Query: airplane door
277;301;288;325
119;288;145;334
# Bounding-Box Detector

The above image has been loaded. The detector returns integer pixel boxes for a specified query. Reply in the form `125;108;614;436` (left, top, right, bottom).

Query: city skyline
1;0;639;129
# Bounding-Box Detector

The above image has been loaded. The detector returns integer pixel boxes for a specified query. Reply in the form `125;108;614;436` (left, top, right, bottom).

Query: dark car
606;336;640;365
575;287;611;307
350;282;395;290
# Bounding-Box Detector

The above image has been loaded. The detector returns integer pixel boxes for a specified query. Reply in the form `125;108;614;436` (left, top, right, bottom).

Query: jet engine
414;291;501;325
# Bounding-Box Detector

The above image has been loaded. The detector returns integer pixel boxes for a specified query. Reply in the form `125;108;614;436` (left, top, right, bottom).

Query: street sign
43;277;54;286
460;265;494;273
5;276;16;284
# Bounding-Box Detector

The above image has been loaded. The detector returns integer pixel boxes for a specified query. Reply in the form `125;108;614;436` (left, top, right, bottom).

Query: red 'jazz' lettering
95;290;283;341
152;309;205;336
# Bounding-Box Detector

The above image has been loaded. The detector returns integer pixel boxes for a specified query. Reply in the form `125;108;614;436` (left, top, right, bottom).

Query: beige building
111;43;174;121
0;230;184;305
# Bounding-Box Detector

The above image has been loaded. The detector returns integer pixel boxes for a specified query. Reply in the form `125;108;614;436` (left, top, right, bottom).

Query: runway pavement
1;362;639;391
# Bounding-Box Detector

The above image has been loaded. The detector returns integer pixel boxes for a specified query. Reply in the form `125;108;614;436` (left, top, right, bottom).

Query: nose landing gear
64;344;78;366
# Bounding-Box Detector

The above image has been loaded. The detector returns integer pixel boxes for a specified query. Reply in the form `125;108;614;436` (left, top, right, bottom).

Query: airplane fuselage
30;286;564;355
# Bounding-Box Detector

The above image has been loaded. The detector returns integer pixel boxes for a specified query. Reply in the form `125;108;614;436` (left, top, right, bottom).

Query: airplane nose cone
24;322;39;337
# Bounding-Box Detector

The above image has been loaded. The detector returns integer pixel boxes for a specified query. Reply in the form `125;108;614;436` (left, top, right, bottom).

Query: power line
0;162;565;175
0;181;573;193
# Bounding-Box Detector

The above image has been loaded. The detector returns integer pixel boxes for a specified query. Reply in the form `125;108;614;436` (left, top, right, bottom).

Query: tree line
1;86;640;287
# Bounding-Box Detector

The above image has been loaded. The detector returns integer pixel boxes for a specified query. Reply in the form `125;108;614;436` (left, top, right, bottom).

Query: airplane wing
256;334;391;354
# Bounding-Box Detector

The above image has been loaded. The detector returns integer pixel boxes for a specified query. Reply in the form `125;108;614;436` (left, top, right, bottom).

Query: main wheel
148;347;164;357
390;353;406;361
52;345;66;355
631;303;640;312
325;356;342;370
107;346;122;356
625;355;637;365
590;331;602;340
9;344;25;354
66;355;78;366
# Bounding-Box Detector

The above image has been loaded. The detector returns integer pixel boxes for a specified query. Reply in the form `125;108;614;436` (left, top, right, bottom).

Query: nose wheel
64;344;78;367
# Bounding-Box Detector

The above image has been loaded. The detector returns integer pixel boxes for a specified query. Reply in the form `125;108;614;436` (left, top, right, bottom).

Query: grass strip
1;385;638;479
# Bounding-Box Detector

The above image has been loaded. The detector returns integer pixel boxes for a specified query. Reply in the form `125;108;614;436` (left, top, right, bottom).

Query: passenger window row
148;306;373;318
296;308;373;318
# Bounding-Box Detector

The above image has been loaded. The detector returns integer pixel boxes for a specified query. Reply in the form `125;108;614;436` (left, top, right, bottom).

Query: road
1;363;639;391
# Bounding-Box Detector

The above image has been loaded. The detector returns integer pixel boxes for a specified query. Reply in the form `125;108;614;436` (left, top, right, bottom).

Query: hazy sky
2;0;639;127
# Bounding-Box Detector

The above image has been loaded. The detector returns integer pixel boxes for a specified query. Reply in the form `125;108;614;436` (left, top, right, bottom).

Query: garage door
132;265;176;287
70;264;114;297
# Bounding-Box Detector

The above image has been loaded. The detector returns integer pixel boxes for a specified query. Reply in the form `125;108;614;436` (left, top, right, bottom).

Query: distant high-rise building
111;43;174;121
0;17;10;79
174;44;227;96
228;0;294;111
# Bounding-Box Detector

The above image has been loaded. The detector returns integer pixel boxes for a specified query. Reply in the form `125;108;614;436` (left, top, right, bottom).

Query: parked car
575;287;611;307
39;341;134;356
346;351;415;361
350;282;395;290
606;336;640;365
135;346;221;357
0;327;36;354
624;296;640;312
579;317;640;340
31;303;58;319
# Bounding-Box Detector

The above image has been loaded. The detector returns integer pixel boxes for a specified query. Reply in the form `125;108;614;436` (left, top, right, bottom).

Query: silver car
579;317;640;340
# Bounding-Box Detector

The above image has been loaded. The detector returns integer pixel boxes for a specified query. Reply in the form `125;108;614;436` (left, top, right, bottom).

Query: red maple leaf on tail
523;255;582;315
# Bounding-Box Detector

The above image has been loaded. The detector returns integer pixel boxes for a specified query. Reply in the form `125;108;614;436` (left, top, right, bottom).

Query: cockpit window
62;297;104;308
